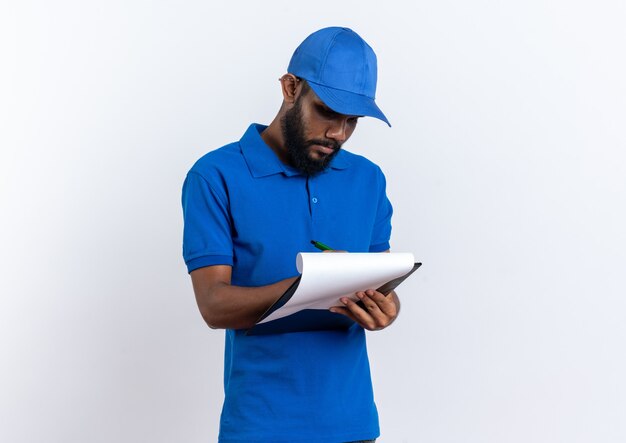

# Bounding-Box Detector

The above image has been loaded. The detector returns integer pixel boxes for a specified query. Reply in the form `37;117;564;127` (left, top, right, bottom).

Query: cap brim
307;81;391;127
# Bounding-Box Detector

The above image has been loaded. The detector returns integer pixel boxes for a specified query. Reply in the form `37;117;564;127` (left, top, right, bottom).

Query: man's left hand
330;290;399;331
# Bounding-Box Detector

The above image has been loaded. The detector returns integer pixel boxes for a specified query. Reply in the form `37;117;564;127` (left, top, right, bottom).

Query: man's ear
279;74;300;104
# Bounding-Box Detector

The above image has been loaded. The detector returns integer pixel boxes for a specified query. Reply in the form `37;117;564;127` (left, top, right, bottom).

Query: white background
2;1;625;442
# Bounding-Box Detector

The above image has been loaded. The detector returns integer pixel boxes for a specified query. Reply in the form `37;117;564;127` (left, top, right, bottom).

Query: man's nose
326;118;348;143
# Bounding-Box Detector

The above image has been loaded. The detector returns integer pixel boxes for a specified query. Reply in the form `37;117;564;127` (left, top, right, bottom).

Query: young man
182;27;398;443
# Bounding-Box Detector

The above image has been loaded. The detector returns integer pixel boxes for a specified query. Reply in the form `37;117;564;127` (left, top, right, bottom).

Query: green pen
310;240;333;251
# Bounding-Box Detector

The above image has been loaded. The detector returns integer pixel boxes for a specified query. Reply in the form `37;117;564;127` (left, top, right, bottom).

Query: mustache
308;139;341;151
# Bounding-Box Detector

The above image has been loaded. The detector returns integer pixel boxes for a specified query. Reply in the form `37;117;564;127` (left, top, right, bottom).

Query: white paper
259;252;415;324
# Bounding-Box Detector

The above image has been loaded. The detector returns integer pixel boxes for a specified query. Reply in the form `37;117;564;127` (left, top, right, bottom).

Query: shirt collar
239;123;351;178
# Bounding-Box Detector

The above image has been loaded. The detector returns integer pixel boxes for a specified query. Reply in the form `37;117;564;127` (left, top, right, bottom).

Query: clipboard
247;262;421;335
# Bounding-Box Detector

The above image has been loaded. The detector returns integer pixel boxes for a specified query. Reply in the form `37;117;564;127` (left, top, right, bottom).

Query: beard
281;97;341;176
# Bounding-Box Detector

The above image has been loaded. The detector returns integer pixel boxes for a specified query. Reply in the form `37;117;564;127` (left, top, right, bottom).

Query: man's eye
315;104;336;117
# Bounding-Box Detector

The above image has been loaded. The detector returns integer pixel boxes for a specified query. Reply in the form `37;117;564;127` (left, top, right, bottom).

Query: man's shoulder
188;141;244;179
337;149;385;175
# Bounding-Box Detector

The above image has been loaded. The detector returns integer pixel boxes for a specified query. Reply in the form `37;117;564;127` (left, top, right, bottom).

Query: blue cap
287;27;391;127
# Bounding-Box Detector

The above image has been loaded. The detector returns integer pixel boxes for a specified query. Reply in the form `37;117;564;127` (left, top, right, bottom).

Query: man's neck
260;118;291;165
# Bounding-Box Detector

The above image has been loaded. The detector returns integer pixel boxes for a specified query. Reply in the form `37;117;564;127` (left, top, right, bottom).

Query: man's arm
190;265;298;330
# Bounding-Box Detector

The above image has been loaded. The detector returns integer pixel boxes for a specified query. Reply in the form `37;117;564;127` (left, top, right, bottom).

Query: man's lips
311;144;337;156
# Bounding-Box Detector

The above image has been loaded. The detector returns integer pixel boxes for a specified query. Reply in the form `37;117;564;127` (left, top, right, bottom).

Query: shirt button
312;197;318;203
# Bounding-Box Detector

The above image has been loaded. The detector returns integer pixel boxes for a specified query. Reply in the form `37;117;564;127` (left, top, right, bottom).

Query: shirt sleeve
181;171;234;273
369;166;393;252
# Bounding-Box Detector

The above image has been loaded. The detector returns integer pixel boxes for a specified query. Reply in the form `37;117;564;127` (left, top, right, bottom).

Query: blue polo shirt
182;124;393;443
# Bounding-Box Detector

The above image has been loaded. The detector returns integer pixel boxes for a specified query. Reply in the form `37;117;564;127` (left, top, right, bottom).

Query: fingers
329;305;359;324
330;289;398;331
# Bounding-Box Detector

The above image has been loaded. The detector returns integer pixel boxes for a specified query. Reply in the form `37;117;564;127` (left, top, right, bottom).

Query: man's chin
287;142;339;175
302;154;338;175
303;162;327;175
